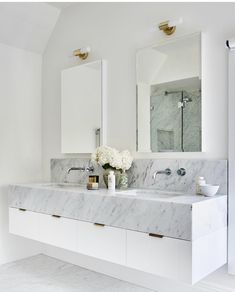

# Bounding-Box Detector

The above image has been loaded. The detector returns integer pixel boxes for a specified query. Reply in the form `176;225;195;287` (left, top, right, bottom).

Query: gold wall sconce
73;46;91;60
158;18;183;36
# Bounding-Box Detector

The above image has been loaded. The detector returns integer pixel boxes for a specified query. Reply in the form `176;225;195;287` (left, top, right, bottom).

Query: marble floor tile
0;254;154;292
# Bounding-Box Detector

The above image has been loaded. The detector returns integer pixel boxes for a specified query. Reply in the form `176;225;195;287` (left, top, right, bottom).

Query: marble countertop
8;183;227;241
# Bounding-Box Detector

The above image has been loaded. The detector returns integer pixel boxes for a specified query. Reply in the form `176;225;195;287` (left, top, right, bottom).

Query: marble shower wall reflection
51;158;227;195
150;87;201;152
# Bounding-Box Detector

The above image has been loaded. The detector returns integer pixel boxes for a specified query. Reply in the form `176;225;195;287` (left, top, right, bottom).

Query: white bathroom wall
42;2;235;178
228;48;235;275
0;42;44;264
0;2;60;54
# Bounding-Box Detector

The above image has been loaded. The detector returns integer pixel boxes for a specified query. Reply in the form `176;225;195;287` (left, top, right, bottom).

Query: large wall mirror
136;33;201;152
61;60;106;153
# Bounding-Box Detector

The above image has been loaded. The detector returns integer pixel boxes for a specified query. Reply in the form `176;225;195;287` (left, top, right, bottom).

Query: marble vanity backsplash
51;158;227;195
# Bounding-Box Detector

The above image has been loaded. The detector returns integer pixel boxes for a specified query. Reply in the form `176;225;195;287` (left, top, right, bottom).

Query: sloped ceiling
0;2;60;54
47;2;72;10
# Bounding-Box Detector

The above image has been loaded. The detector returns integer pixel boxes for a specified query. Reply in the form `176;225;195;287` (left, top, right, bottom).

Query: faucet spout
67;166;94;174
153;168;171;180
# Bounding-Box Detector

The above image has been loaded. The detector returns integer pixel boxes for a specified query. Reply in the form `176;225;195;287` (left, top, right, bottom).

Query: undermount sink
39;183;184;199
116;189;183;199
41;183;85;189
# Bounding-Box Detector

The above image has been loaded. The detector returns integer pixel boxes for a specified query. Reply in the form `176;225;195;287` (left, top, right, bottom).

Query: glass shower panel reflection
183;90;201;152
150;93;181;152
150;90;201;152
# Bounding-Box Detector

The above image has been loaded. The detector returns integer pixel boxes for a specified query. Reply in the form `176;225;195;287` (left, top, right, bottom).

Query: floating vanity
8;183;227;285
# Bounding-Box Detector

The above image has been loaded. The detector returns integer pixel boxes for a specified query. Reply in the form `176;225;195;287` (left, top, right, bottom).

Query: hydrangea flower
91;146;133;171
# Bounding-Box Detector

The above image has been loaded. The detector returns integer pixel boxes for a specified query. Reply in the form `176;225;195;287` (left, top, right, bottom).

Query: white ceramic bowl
200;184;219;197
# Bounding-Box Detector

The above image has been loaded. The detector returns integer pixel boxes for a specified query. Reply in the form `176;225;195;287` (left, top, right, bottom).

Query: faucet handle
86;166;94;173
177;168;186;176
165;168;171;175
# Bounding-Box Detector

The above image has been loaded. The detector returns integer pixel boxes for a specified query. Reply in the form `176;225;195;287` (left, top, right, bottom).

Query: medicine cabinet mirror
136;33;202;152
61;60;106;153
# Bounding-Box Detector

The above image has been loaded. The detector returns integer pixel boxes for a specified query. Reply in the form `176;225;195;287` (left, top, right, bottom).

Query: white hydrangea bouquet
91;146;133;188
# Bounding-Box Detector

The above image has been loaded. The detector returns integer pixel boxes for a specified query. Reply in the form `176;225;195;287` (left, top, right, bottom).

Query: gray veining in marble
51;158;105;188
0;254;154;292
51;158;227;195
8;183;227;241
128;159;227;195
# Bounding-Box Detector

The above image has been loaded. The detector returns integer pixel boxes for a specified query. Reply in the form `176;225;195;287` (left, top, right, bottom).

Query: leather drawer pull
52;214;61;218
19;208;26;212
94;222;105;227
149;233;164;238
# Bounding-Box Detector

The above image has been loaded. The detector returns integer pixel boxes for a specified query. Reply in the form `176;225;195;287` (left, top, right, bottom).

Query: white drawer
9;207;226;284
38;213;78;252
9;207;40;241
126;230;192;283
76;221;126;265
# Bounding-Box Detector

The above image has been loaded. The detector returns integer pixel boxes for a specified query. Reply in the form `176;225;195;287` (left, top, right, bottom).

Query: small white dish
200;184;219;197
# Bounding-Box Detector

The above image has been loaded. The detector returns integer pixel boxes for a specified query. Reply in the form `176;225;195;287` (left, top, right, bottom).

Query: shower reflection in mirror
136;33;202;152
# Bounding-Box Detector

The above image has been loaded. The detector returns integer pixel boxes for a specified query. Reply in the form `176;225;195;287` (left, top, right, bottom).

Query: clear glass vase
119;171;128;189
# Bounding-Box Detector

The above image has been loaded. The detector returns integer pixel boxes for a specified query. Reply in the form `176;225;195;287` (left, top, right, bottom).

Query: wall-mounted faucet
153;168;171;180
67;166;94;174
